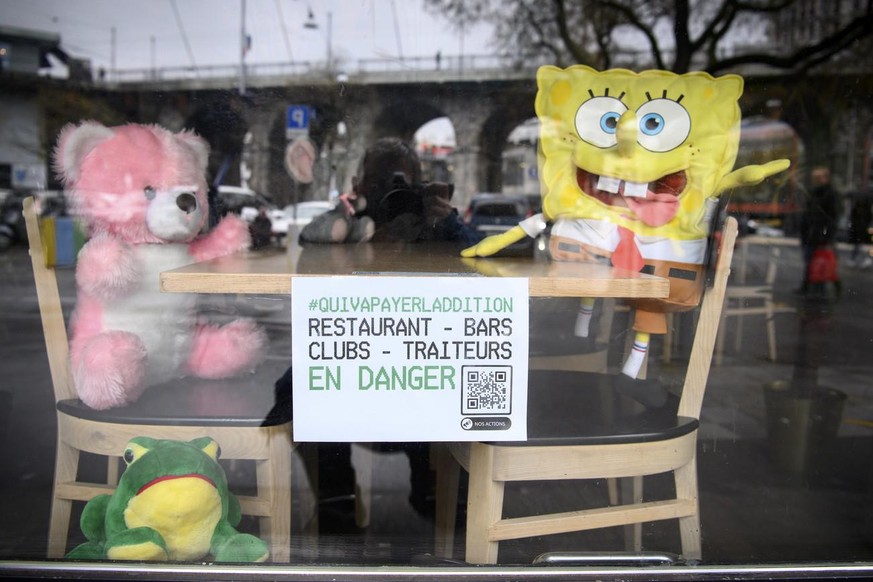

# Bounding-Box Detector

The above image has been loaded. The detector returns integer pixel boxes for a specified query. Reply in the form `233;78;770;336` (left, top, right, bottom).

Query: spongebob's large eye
635;99;691;152
575;97;628;148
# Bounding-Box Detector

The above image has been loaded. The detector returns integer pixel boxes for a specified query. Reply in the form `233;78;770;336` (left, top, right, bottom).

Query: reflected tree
424;0;873;74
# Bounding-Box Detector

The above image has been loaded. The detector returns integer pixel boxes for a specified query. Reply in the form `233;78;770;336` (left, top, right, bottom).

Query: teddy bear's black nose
176;193;197;214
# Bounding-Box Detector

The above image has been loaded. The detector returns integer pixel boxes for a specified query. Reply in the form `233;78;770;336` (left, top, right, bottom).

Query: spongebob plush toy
463;65;789;405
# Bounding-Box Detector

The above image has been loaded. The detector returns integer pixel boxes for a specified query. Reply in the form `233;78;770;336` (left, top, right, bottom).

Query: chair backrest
735;237;780;287
764;246;781;287
678;216;738;419
23;197;76;402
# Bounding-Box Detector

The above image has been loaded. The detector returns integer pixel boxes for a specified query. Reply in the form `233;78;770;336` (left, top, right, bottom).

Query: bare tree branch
423;0;873;76
552;0;589;64
707;8;873;73
593;0;668;69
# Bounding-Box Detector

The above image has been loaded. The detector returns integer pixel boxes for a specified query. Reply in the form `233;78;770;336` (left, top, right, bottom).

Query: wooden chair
433;217;738;564
715;241;793;365
23;197;296;562
351;298;619;530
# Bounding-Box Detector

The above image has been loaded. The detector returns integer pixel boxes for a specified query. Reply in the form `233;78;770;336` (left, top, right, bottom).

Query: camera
377;172;454;226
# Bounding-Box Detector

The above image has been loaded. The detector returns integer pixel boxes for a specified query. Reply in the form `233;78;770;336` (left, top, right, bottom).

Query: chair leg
107;456;120;486
351;443;373;529
433;444;460;558
299;443;319;538
715;313;727;366
465;443;504;564
674;458;702;560
733;310;744;352
663;313;674;364
48;439;80;558
766;301;777;362
607;477;619;506
259;428;293;563
621;476;643;552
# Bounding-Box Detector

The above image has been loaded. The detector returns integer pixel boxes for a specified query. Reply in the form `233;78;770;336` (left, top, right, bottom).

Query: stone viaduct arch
91;72;873;212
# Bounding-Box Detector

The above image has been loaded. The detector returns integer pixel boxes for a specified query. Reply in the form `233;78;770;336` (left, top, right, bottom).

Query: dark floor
1;239;873;570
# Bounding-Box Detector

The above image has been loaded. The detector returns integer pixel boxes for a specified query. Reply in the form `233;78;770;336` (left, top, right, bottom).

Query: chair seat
57;373;290;427
495;370;697;447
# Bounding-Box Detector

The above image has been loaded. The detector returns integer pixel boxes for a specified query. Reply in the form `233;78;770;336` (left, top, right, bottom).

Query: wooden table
160;241;670;298
159;241;671;530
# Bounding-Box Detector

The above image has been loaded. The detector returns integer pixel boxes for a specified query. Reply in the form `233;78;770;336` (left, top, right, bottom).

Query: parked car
524;193;543;215
464;193;533;254
465;193;530;234
271;200;334;239
214;185;286;245
214;185;278;219
0;190;28;251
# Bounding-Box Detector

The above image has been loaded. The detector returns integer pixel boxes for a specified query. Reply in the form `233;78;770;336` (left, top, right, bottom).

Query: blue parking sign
286;105;311;139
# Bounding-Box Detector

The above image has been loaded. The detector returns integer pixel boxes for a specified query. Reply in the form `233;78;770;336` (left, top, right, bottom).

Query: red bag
808;246;840;283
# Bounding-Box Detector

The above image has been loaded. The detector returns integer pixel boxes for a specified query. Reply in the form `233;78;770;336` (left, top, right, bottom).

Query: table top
738;234;799;247
160;241;670;298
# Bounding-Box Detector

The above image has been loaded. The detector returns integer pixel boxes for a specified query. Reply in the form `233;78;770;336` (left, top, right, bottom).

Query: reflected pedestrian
250;207;273;249
847;191;873;269
798;166;839;294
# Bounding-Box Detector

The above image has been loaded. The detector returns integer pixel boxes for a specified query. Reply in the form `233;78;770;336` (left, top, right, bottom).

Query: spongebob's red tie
612;226;644;272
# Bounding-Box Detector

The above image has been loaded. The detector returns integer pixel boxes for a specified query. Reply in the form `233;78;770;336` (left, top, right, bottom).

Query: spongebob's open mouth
576;168;687;227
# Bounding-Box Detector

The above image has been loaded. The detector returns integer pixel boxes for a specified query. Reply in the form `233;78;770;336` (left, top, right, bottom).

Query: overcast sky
0;0;492;72
1;1;496;143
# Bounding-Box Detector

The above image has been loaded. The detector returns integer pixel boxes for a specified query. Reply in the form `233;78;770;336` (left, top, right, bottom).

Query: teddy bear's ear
53;121;115;184
176;130;211;175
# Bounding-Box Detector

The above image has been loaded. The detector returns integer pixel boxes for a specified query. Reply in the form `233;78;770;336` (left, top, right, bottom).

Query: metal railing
103;53;558;86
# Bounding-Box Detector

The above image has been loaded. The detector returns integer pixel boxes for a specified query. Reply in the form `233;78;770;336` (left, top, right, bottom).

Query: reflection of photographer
372;172;457;242
300;137;481;245
290;138;483;521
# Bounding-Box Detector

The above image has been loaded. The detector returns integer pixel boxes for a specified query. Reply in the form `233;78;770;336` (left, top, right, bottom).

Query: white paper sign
291;276;529;442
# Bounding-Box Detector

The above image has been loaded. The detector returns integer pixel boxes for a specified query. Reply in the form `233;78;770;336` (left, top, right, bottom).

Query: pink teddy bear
54;121;266;410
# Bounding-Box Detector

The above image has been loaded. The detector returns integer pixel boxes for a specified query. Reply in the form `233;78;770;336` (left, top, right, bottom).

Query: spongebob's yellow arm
460;213;548;257
460;225;528;257
716;159;791;195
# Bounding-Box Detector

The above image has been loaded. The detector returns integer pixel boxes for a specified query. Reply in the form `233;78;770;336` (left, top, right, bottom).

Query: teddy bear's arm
76;235;141;300
188;214;251;262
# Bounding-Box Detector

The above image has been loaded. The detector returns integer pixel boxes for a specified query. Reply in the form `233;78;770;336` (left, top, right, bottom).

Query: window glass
2;1;873;579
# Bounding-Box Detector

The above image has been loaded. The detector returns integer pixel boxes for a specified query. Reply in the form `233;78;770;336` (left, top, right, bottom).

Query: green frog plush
66;437;269;563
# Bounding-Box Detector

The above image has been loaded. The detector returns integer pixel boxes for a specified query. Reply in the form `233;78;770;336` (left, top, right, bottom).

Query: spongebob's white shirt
551;218;708;265
521;199;718;265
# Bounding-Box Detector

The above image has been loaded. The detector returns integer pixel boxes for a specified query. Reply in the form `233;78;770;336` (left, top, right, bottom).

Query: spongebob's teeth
597;176;621;193
623;181;649;198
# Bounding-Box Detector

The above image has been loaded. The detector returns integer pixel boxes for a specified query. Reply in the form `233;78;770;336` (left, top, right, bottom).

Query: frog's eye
635;99;691;152
122;442;150;466
199;439;221;461
575;96;628;148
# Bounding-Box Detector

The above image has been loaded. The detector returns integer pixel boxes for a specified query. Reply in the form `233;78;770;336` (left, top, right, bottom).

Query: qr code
461;366;512;415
